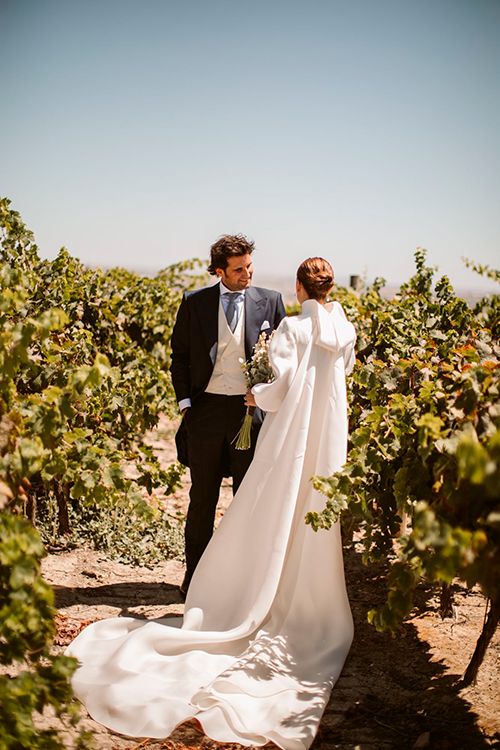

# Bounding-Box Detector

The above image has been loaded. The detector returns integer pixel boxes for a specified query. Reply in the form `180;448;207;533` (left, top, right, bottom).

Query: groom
170;234;286;597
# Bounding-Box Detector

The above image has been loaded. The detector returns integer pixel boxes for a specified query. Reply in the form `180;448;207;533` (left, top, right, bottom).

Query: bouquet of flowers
234;331;275;450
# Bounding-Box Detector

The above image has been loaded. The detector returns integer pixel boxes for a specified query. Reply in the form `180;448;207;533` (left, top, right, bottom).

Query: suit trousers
183;393;260;582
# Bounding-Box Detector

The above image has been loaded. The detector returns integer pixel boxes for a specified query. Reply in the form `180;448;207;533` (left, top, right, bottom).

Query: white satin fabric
67;299;356;750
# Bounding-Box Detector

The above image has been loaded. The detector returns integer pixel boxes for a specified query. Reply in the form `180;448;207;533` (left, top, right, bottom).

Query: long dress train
66;298;356;750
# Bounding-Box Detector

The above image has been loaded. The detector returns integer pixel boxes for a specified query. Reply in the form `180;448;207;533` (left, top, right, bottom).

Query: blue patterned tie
225;292;242;332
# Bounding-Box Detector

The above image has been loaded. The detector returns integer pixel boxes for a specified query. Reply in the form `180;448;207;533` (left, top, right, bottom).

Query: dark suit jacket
170;283;286;405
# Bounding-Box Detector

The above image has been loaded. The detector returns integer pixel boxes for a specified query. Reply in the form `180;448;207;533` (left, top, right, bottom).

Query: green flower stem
234;406;255;450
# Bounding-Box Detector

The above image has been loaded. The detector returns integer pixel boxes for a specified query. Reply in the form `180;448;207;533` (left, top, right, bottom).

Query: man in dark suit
170;234;286;597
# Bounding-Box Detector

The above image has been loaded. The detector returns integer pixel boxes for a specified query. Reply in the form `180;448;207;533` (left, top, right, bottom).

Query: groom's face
217;253;254;291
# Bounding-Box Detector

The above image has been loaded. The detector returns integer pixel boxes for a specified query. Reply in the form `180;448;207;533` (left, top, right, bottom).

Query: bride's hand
244;391;256;407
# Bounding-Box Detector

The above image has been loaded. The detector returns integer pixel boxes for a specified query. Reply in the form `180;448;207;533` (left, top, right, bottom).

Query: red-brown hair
296;257;334;300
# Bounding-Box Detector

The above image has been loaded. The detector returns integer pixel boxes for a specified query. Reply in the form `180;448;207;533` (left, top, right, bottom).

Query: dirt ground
41;419;499;750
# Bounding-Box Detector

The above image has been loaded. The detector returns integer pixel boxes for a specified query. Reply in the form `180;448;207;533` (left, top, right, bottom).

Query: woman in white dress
67;257;356;750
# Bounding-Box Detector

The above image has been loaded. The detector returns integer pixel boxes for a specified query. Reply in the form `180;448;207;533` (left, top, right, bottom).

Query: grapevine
0;197;205;746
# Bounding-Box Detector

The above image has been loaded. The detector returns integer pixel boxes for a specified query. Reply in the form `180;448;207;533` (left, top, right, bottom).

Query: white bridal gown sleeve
66;299;356;750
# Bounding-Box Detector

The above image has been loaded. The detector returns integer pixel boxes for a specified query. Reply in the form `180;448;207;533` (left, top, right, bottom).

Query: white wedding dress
67;298;356;750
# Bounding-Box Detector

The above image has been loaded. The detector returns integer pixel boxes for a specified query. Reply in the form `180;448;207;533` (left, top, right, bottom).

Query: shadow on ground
313;544;496;750
54;580;183;615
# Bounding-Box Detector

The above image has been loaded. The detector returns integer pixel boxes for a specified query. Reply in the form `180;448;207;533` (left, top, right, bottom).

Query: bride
67;257;356;750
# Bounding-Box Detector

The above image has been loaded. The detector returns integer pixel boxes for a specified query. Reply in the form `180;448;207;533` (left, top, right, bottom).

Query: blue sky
1;0;499;291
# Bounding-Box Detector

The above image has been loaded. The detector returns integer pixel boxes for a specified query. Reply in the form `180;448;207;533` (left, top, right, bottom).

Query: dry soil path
41;418;499;749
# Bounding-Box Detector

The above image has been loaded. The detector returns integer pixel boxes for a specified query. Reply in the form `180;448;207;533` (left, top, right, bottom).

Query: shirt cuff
179;398;192;412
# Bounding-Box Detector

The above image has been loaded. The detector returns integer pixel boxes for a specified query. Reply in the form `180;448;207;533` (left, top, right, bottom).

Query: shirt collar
219;281;246;297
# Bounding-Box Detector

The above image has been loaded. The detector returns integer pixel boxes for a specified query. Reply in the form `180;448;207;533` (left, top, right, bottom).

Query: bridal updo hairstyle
208;234;255;275
296;257;334;301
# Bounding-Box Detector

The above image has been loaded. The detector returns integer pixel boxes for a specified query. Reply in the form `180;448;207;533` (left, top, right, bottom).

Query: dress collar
301;298;327;315
301;298;356;352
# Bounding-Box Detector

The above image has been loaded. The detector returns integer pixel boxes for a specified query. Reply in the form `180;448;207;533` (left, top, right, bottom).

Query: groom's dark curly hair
208;234;255;275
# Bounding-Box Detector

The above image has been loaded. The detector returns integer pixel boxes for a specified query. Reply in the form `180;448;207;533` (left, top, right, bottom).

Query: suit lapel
195;284;267;360
244;286;266;358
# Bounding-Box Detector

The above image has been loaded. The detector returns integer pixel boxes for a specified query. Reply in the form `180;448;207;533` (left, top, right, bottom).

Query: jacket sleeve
252;318;298;413
170;293;192;403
